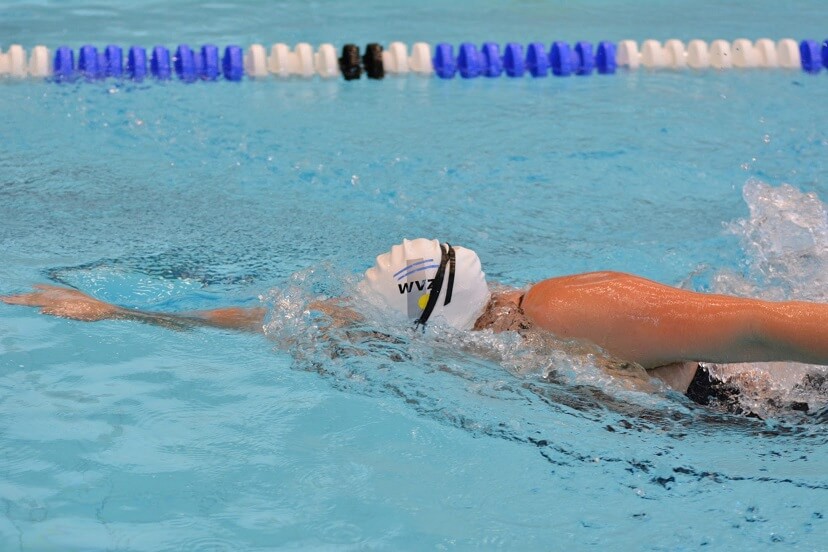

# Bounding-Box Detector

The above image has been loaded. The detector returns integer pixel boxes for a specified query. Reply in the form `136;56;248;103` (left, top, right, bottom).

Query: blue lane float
78;45;98;79
823;40;828;69
201;44;219;80
526;43;549;77
433;43;456;79
127;46;147;81
480;42;503;77
151;46;171;79
223;45;244;81
104;45;123;77
457;43;481;78
175;45;196;82
574;41;595;75
502;43;525;77
799;40;821;73
53;47;74;81
550;41;574;76
596;41;616;74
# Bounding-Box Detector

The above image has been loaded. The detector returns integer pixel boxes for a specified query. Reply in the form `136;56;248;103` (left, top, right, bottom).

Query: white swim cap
360;238;490;330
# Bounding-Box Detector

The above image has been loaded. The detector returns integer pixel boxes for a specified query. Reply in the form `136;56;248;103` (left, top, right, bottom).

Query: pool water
2;0;828;549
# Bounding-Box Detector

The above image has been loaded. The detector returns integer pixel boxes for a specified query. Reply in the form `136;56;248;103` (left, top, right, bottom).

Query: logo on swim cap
360;238;490;330
394;256;441;319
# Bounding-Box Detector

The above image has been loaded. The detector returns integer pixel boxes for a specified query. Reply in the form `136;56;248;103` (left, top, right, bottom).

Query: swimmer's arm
523;271;828;370
162;307;267;332
308;298;363;328
1;284;267;332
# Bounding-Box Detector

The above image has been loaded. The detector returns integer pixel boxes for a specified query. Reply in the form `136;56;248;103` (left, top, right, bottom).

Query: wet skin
522;271;828;369
5;271;828;394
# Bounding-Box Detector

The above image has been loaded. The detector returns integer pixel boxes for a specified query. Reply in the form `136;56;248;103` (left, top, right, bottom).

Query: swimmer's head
359;238;490;330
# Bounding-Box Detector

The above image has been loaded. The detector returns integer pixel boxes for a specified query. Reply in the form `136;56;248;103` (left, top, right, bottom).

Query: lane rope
0;39;825;82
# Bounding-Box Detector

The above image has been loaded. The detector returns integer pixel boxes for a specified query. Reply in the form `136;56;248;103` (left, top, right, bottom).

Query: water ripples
1;16;828;545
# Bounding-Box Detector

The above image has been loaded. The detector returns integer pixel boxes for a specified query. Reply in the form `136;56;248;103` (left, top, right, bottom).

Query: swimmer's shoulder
523;271;653;312
473;287;532;332
526;271;637;293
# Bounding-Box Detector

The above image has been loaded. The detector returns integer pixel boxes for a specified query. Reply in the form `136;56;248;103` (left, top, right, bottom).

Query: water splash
260;260;716;486
262;265;659;402
252;192;828;501
706;179;828;418
716;179;828;300
257;266;828;495
260;180;828;424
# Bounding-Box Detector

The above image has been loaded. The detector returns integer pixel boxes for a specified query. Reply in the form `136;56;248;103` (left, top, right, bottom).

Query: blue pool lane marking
78;45;98;79
223;45;243;81
201;45;220;80
105;45;123;77
175;45;196;82
502;43;525;78
575;42;595;75
550;41;573;76
526;43;549;77
151;46;171;80
823;40;828;69
127;46;147;81
53;46;74;81
457;43;481;78
480;42;503;77
799;40;821;73
433;43;456;79
596;41;616;74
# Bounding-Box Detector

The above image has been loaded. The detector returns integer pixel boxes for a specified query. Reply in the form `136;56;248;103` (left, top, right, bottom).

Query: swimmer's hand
308;298;363;328
1;284;119;321
2;284;266;332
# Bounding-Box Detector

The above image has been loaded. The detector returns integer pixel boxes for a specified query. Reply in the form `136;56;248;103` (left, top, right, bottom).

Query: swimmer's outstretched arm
1;285;267;332
522;271;828;370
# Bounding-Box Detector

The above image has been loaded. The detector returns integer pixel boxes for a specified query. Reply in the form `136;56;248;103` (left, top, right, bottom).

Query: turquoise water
2;1;828;550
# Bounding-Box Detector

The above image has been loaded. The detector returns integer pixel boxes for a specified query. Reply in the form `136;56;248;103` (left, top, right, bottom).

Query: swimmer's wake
4;180;828;497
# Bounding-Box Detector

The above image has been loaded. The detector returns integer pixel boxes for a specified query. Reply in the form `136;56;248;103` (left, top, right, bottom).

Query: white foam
724;180;828;299
708;180;828;417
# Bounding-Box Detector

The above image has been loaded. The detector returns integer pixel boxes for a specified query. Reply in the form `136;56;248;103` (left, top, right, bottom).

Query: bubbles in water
739;180;827;297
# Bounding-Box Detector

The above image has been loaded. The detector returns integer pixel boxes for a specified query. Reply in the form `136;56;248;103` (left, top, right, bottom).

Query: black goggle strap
414;243;455;330
444;243;455;306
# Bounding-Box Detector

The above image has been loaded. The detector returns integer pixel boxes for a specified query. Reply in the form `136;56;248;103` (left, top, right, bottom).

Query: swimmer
5;238;828;402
